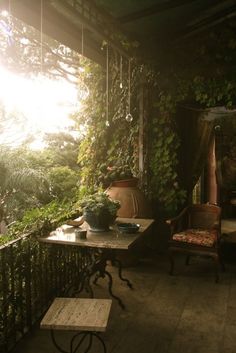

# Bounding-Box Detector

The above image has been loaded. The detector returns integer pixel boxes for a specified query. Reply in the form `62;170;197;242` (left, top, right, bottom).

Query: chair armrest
166;207;188;235
166;207;188;225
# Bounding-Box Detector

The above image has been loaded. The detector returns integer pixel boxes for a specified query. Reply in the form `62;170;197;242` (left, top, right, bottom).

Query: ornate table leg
62;248;128;309
112;258;133;289
104;270;125;310
90;250;126;309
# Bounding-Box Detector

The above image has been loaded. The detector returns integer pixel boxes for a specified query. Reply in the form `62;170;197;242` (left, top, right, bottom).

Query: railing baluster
0;233;90;352
1;248;8;351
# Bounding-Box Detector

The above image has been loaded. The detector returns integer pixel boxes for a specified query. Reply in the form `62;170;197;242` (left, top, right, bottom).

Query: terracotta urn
106;178;152;218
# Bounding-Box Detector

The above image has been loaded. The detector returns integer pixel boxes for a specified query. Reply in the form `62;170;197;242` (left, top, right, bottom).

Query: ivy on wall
75;19;236;214
73;56;186;213
148;109;186;212
76;50;140;190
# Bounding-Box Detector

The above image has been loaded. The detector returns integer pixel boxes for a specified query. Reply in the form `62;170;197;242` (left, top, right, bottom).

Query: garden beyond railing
0;233;91;352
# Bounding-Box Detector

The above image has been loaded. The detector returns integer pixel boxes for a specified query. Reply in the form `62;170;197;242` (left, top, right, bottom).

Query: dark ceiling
1;0;236;65
94;0;236;59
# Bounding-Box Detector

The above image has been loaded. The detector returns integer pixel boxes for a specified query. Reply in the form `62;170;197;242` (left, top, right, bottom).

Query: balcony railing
0;233;92;352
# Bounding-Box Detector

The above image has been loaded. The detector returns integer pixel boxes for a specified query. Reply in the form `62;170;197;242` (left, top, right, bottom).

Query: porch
0;1;236;353
11;249;236;353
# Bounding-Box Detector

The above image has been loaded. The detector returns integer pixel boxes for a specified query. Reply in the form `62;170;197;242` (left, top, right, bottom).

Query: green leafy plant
78;192;120;217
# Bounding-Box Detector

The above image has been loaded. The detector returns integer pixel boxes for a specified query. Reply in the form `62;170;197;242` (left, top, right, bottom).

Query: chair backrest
187;204;221;229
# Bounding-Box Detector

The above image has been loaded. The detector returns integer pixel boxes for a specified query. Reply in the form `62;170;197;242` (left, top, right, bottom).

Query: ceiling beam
50;0;130;58
187;0;235;26
118;0;199;23
178;4;236;39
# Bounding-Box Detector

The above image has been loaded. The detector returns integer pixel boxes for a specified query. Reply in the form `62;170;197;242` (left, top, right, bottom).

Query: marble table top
40;298;112;332
39;217;154;250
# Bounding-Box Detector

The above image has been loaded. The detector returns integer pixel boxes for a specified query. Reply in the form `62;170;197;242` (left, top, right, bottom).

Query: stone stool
40;298;112;353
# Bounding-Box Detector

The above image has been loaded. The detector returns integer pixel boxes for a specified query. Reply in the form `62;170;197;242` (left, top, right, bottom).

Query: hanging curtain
176;105;214;203
215;117;236;211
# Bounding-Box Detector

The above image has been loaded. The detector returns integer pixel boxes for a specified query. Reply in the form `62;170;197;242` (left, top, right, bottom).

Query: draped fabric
214;117;236;209
215;119;236;190
176;105;214;203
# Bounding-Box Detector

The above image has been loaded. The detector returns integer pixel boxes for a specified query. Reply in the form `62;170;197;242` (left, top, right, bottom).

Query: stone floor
12;243;236;353
222;218;236;243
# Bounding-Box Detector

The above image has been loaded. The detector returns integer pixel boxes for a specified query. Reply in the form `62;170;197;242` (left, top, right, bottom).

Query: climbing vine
75;19;236;214
76;49;140;190
148;109;186;212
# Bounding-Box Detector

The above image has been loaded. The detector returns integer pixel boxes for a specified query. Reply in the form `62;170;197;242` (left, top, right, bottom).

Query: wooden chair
166;204;224;282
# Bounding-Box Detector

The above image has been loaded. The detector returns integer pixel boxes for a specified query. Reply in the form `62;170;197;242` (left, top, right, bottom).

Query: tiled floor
11;243;236;353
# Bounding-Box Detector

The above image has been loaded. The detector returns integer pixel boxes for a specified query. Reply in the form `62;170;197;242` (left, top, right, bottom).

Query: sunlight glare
0;65;82;149
1;10;9;17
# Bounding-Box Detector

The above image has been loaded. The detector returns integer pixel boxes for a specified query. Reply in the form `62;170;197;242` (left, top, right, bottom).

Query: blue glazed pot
83;209;116;232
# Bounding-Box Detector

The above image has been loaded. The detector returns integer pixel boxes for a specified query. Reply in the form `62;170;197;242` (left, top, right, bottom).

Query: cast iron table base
66;249;133;309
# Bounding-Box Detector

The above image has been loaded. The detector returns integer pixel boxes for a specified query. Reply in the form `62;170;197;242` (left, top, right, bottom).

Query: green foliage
160;21;236;109
43;132;80;170
6;199;78;240
0;146;50;223
77;192;120;216
191;77;236;108
76;52;139;190
48;166;79;199
148;110;186;212
0;136;81;224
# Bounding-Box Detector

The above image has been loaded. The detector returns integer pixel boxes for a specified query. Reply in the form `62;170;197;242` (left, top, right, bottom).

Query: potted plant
78;192;120;232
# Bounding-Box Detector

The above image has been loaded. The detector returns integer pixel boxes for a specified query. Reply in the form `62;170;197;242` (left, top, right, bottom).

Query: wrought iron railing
0;234;91;352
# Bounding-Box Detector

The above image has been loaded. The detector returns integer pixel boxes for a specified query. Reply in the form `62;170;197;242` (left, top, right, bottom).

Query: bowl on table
117;222;140;234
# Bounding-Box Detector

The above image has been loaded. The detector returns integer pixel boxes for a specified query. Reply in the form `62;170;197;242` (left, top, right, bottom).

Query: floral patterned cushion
172;228;217;247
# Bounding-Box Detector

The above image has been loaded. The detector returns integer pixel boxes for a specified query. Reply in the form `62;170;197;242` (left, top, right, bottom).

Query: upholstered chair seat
166;204;224;282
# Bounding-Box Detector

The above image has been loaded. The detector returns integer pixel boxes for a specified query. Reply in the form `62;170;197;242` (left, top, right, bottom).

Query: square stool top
40;298;112;332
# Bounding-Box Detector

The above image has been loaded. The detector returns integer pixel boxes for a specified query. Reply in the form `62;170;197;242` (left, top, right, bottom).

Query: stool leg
51;330;69;353
71;332;92;353
70;332;87;353
83;334;93;353
91;332;107;353
70;332;107;353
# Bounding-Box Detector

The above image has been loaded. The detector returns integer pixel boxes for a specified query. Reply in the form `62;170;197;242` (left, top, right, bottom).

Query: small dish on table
66;216;84;227
117;222;140;234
